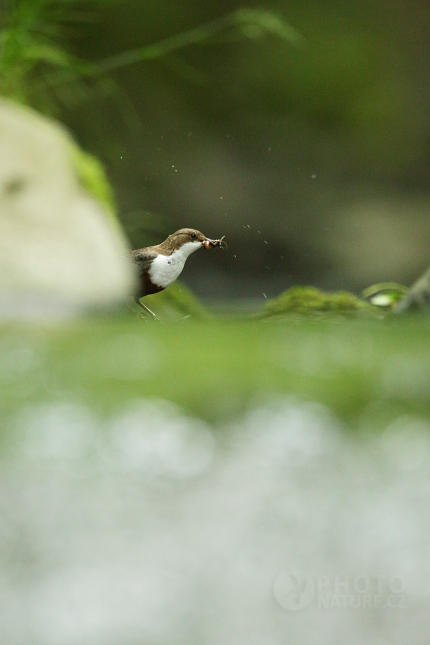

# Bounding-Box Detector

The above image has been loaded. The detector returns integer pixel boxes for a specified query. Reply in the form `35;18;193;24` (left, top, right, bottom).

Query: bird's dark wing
128;247;158;273
128;247;163;299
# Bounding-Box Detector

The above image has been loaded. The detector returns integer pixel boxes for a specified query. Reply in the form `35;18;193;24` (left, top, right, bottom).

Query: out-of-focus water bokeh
1;319;430;644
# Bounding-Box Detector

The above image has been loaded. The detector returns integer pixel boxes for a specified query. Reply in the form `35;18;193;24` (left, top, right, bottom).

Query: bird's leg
138;301;157;318
134;298;160;320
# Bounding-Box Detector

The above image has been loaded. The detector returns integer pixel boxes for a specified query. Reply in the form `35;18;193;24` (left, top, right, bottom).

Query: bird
128;228;225;318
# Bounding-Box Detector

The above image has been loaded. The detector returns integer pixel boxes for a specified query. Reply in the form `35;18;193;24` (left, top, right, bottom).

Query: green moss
68;143;125;236
259;286;379;319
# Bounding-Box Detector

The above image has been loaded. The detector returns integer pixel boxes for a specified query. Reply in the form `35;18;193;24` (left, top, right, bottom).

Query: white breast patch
148;241;202;288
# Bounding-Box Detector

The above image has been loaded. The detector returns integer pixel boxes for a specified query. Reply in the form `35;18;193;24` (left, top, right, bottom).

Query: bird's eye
191;232;197;239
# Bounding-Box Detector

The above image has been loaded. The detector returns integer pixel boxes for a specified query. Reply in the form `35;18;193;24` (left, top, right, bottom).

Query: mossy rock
0;99;134;315
259;286;379;319
133;281;210;321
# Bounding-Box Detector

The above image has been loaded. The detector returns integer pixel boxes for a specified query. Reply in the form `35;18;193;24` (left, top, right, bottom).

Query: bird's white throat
148;240;202;288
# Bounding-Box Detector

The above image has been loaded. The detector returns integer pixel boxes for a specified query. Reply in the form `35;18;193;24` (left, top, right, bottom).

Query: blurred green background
3;0;430;303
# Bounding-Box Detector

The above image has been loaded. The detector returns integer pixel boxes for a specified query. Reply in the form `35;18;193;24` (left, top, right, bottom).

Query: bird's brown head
163;228;226;251
167;228;207;249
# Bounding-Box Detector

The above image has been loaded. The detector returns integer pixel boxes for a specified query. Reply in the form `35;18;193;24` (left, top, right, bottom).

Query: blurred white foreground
1;398;430;644
0;100;134;318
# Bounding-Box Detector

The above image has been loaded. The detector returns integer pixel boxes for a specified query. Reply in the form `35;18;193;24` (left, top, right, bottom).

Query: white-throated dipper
129;228;226;318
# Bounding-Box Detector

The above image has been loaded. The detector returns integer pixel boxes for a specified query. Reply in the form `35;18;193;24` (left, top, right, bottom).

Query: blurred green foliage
3;0;421;176
0;1;301;115
0;0;90;111
2;317;430;428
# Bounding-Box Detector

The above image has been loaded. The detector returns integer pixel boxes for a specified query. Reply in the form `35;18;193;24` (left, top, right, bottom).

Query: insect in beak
203;235;227;250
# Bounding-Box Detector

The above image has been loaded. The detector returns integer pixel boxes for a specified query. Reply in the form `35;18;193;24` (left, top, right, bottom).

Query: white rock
0;99;135;317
